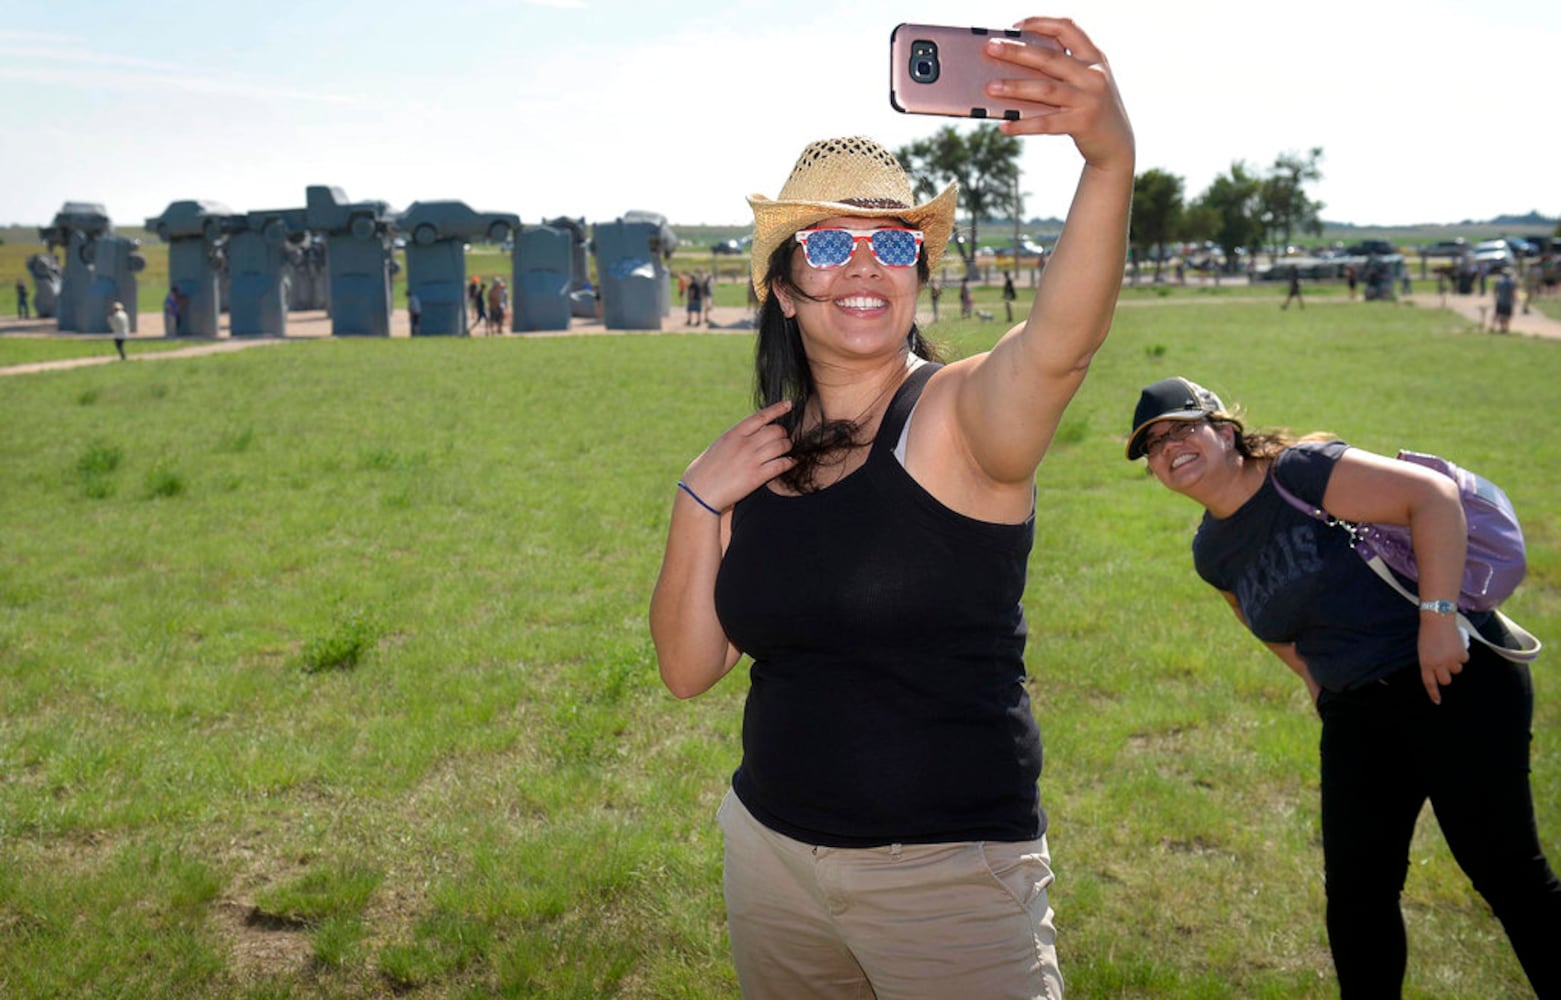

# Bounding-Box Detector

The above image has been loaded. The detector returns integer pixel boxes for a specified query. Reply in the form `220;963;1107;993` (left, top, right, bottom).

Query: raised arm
951;17;1135;485
649;401;795;699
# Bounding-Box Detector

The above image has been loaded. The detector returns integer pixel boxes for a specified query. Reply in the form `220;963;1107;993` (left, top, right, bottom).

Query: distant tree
1192;162;1265;272
1259;148;1325;259
1179;200;1218;249
1129;169;1184;280
896;125;1022;274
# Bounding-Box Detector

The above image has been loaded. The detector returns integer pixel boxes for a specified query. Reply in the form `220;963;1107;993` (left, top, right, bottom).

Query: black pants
1317;649;1560;997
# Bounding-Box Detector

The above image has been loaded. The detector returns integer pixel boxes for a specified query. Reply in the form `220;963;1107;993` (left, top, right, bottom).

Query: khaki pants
718;790;1061;1000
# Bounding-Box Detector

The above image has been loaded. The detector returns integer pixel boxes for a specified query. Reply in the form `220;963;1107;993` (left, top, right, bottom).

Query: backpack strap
1270;463;1364;546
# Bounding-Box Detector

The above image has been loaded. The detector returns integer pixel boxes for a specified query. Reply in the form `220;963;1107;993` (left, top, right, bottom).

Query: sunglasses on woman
1142;419;1205;459
793;227;925;270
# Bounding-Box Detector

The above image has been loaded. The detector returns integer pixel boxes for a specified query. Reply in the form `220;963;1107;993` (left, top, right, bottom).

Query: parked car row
1419;236;1558;263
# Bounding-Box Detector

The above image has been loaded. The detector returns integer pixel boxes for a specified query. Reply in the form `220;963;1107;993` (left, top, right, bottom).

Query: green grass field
1;296;1557;998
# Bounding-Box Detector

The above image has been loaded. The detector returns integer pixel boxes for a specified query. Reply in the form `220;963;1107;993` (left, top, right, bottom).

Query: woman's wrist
677;480;721;516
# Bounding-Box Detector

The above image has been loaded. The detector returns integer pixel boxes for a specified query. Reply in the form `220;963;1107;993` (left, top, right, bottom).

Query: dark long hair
754;237;940;493
1210;413;1336;461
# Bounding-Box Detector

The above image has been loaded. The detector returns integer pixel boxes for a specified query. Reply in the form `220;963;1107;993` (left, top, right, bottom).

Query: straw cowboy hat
747;136;958;302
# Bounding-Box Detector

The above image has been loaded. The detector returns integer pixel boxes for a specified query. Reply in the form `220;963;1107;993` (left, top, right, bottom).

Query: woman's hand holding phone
890;22;1061;121
891;17;1132;172
983;17;1133;171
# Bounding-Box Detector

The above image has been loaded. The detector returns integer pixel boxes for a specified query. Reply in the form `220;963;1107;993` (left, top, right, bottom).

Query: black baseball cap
1126;377;1227;460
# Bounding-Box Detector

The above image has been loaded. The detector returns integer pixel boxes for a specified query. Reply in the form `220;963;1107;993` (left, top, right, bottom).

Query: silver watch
1418;599;1457;615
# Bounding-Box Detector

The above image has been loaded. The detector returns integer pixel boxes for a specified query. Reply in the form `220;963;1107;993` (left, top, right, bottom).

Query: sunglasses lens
797;228;923;269
802;229;855;268
871;230;921;267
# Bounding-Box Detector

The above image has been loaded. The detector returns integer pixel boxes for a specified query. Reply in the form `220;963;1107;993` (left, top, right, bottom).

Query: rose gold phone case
889;23;1058;120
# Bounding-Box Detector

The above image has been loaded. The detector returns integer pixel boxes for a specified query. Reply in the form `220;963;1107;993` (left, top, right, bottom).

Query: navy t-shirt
1192;440;1422;691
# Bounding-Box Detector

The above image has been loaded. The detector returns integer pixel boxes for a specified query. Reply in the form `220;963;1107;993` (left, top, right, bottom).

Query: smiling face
1145;417;1236;495
771;215;923;365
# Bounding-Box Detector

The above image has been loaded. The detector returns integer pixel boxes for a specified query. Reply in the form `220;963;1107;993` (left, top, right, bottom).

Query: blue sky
2;0;1556;232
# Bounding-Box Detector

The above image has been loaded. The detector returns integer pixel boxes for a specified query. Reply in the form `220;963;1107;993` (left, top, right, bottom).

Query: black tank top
715;363;1044;847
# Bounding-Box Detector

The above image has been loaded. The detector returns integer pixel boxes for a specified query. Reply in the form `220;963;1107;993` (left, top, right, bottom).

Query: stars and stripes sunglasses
792;227;925;270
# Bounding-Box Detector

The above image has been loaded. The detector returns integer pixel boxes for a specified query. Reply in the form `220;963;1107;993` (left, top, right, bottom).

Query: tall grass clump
144;458;185;498
298;608;382;673
75;439;122;498
76;439;122;477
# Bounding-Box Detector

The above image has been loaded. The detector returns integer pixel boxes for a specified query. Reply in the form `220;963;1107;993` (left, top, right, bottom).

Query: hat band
839;197;909;210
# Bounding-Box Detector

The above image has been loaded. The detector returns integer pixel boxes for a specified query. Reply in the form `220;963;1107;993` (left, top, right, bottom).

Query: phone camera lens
908;39;939;83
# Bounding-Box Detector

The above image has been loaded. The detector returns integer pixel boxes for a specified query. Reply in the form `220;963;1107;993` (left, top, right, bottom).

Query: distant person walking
685;272;703;326
959;276;973;318
928;277;942;322
107;301;129;360
1493;268;1517;334
1346;264;1358;300
1282;266;1304;310
473;281;488;333
15;279;29;319
1002;270;1017;322
488;278;507;334
163;287;180;336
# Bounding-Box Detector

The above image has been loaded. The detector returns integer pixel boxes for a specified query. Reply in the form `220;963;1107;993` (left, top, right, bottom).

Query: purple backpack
1273;450;1539;662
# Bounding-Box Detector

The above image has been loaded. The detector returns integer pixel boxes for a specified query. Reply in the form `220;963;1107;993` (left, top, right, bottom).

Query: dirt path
4;288;1557;378
1401;290;1561;338
0;334;292;375
0;305;765;377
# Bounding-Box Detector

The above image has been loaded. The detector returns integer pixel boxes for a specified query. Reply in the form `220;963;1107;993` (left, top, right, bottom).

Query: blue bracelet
677;480;721;516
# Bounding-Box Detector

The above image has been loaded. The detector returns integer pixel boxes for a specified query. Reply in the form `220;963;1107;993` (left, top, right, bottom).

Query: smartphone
889;23;1061;120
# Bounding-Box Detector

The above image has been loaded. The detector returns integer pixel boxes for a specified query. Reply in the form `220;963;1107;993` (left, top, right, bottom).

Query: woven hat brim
747;181;957;303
